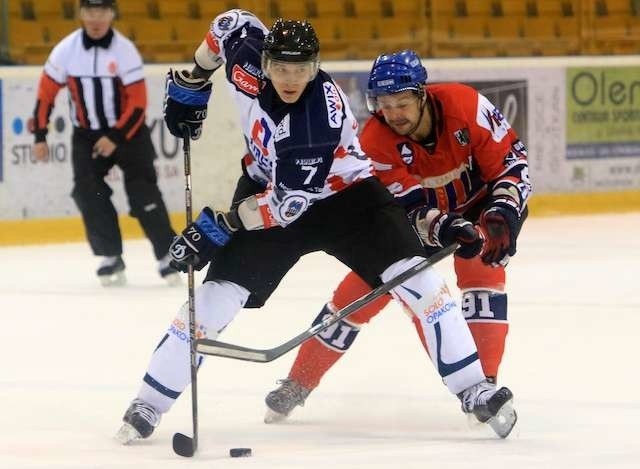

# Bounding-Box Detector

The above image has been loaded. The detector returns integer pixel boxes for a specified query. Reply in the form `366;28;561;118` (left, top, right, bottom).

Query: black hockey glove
410;207;483;259
164;69;212;140
479;198;520;267
169;207;238;272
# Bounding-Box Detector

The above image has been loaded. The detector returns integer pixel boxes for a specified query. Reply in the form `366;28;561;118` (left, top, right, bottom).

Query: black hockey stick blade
173;432;196;457
195;243;458;363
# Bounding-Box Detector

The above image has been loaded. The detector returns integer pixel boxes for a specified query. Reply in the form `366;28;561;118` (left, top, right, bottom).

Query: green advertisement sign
566;66;640;159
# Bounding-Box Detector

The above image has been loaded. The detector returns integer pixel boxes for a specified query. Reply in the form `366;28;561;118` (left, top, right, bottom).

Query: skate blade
99;271;126;287
264;409;288;424
487;400;517;439
115;422;142;445
163;272;182;287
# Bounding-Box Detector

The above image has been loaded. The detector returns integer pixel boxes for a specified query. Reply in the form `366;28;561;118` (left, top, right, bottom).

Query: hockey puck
229;447;252;458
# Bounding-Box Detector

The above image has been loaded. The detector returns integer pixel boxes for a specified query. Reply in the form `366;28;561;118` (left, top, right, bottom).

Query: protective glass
262;56;319;83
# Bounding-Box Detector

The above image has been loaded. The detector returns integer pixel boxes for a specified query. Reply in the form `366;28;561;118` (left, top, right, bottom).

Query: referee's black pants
70;126;175;259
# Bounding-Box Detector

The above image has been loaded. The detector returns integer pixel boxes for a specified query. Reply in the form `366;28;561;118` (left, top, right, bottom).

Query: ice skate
458;380;517;438
264;378;311;423
158;254;181;286
97;256;126;286
115;398;161;444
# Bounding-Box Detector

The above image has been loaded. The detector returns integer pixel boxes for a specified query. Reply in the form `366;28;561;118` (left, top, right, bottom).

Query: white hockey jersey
203;10;375;228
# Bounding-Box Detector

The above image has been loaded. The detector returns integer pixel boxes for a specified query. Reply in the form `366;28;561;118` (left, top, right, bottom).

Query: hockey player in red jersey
265;50;531;426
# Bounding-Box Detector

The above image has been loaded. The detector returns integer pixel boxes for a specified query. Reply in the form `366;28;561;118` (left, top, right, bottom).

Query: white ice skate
458;380;517;438
97;256;126;286
115;398;161;444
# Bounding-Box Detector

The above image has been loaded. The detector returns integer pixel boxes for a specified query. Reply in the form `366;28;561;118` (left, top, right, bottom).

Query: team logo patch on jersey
397;142;414;165
274;113;290;142
215;14;236;32
279;195;308;222
454;128;470;146
323;82;343;129
232;64;259;96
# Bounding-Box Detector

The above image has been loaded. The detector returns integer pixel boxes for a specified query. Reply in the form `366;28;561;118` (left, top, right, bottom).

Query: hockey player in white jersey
116;9;516;444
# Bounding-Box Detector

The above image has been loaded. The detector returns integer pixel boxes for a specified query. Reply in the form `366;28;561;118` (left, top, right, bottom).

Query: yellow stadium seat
273;0;308;19
465;0;494;17
594;14;631;39
158;0;189;18
500;0;526;17
313;0;346;17
8;19;46;46
391;0;422;17
523;17;557;39
352;0;383;17
376;16;426;50
172;18;212;45
311;17;339;42
46;19;80;42
336;17;376;41
533;0;562;17
450;16;490;40
199;0;236;20
118;2;151;20
131;18;168;43
431;0;458;18
604;0;633;15
33;0;65;19
489;16;524;39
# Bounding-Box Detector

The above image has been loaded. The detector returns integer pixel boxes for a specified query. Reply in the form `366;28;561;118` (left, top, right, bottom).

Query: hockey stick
196;243;458;363
172;129;199;458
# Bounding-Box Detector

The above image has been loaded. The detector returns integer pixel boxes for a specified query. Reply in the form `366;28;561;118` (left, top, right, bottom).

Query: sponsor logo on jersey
454;128;470;146
278;195;308;222
295;157;322;165
232;64;259;96
274;113;290;142
243;61;262;77
396;142;414;165
323;82;343;129
249;118;273;173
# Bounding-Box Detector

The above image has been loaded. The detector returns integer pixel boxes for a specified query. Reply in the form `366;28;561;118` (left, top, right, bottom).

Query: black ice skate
96;256;126;286
458;380;517;438
264;378;311;423
115;398;161;444
158;253;181;286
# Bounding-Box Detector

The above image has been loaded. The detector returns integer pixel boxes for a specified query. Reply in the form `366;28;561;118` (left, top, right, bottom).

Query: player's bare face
268;61;315;103
80;7;113;40
377;91;423;136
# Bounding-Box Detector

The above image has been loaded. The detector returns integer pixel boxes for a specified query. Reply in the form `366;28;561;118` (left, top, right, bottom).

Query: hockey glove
479;199;520;267
164;69;212;140
169;207;238;272
410;207;483;259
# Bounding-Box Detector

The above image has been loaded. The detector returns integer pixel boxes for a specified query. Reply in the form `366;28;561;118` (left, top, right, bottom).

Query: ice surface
1;213;639;468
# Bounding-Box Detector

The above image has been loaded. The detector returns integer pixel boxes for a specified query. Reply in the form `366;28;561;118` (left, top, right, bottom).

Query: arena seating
3;0;640;64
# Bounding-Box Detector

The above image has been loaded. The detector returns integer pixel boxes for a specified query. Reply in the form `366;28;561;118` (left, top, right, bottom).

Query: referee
31;0;179;286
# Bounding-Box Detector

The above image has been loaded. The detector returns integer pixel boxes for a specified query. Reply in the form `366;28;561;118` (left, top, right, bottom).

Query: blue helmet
366;50;428;112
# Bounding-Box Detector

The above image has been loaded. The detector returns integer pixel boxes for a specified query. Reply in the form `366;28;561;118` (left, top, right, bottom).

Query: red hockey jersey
360;83;531;216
